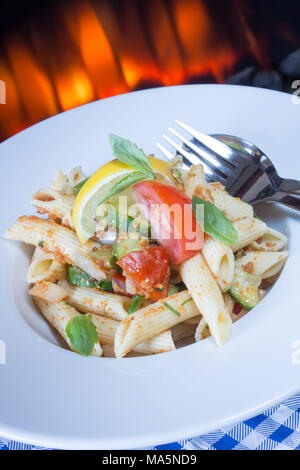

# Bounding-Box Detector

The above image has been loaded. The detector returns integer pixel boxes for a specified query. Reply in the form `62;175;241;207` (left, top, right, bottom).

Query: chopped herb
65;314;98;356
72;177;89;196
66;301;73;307
163;301;180;317
38;241;44;248
254;212;261;219
181;297;193;306
192;196;238;245
128;294;143;314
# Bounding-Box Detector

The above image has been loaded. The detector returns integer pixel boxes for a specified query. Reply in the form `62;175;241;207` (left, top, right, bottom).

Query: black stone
252;70;283;91
226;66;256;86
279;48;300;76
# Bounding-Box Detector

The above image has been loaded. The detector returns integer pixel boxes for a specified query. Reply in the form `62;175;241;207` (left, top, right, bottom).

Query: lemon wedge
72;157;175;243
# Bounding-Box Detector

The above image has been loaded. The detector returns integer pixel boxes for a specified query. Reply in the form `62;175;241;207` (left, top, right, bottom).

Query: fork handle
270;192;300;212
278;178;300;196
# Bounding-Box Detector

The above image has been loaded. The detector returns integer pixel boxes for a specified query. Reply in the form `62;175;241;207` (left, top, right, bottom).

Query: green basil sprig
98;135;155;205
66;313;98;356
192;196;237;245
98;171;154;205
109;134;154;175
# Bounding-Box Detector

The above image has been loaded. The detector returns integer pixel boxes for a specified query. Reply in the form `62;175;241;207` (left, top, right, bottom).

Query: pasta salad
5;135;289;358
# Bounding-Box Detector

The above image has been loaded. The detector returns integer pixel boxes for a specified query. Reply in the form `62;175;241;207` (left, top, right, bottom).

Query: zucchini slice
229;266;261;310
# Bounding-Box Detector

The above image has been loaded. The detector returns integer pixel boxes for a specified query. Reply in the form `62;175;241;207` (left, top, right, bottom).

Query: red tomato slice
132;181;204;264
117;246;170;300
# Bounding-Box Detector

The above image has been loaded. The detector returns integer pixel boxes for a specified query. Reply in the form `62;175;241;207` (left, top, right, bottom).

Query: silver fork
156;120;300;211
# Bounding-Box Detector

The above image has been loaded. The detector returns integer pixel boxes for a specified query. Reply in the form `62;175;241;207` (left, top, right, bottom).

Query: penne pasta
231;218;267;252
67;166;87;188
235;251;289;279
27;247;66;283
183;164;206;199
33;298;102;356
202;235;235;291
89;313;175;355
195;318;211;342
5;216;109;280
30;188;75;228
59;279;131;321
250;227;287;252
29;281;68;303
51;168;73;195
114;291;200;358
180;253;232;346
223;291;235;315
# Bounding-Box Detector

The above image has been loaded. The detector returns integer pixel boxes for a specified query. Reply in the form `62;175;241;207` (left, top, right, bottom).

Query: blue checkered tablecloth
1;394;300;450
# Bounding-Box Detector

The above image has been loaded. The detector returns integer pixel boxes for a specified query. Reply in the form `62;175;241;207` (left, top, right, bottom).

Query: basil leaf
66;313;98;356
128;294;143;314
163;301;180;317
192;196;238;245
67;265;98;288
98;171;155;206
109;134;154;175
38;240;44;248
72;177;89;195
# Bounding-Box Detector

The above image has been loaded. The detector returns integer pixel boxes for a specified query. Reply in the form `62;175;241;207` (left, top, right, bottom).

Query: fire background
0;0;300;143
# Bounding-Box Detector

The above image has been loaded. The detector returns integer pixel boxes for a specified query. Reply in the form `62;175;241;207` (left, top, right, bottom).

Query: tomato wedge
117;246;170;300
132;181;204;264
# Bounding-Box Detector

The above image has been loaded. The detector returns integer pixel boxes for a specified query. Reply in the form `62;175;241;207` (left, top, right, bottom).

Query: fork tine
162;134;216;180
175;120;234;161
155;142;189;170
168;127;233;172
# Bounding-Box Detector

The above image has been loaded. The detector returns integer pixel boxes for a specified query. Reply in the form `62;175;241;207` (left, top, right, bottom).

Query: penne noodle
202;235;235;291
5;216;109;280
195;317;211;342
180;253;232;346
101;344;145;358
250;227;287;252
183;164;206;199
33;298;102;356
51;168;73;194
89;314;175;355
27;247;66;283
231;218;267;252
29;281;68;303
223;292;235;316
114;291;200;358
59;280;130;321
235;251;289;279
30;188;75;228
67;166;86;188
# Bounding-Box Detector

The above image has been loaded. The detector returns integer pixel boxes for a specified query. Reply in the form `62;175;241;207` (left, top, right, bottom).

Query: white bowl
1;84;299;449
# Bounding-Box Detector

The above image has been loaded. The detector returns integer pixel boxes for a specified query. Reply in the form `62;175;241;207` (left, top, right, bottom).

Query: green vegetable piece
66;313;98;356
99;280;113;292
192;196;238;245
72;177;89;196
113;237;141;260
38;241;44;248
163;301;180;317
167;284;180;296
171;168;183;184
109;134;154;175
128;294;143;314
67;265;98;288
229;266;261;310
